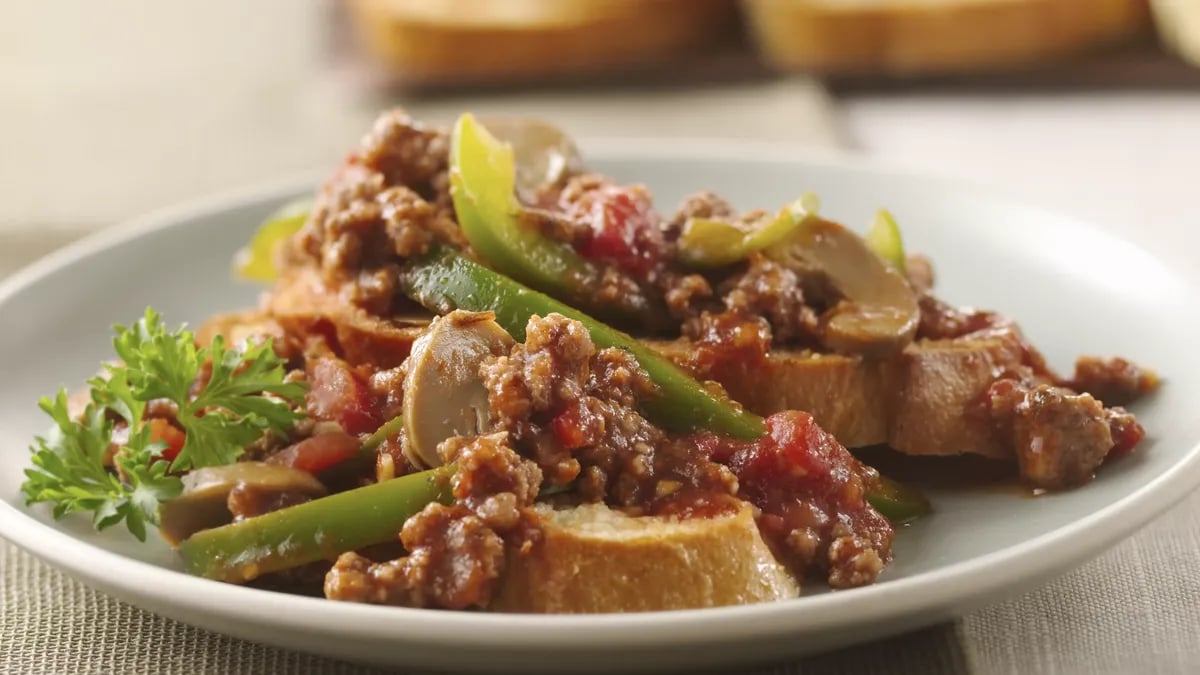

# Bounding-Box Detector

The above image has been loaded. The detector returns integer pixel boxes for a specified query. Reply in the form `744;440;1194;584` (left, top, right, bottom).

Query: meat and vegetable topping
21;109;1159;615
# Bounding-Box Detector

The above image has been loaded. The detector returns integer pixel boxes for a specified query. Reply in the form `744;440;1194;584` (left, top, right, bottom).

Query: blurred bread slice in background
344;0;740;85
741;0;1153;75
1152;0;1200;66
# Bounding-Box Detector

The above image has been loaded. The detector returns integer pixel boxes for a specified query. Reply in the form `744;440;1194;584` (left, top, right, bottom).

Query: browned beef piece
324;434;541;609
1065;356;1159;406
714;255;822;346
324;503;505;608
916;294;1003;340
982;379;1145;489
282;110;465;317
480;313;737;508
356;109;452;211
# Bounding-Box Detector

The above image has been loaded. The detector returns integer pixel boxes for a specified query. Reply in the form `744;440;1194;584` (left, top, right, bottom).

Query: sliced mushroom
402;310;516;469
478;116;583;197
158;462;326;546
769;217;919;356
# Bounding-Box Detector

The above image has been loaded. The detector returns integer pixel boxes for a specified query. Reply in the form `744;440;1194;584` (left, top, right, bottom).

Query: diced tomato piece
550;402;600;450
146;418;186;462
765;411;839;480
266;431;361;473
307;358;382;435
567;186;663;275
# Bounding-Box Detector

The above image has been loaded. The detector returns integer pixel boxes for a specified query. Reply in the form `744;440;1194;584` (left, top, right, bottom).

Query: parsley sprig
21;309;306;540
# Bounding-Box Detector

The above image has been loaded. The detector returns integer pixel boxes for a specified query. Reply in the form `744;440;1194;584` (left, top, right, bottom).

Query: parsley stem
359;414;405;459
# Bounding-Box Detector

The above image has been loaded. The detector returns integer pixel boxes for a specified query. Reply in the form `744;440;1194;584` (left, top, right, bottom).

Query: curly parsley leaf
21;308;306;540
177;335;306;470
110;308;305;471
21;391;182;541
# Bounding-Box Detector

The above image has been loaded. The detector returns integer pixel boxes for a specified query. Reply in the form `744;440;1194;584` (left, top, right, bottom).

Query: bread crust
649;327;1029;459
493;502;799;613
345;0;740;84
742;0;1152;75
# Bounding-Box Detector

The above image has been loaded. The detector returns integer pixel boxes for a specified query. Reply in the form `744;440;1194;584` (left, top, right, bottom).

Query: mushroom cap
478;115;583;197
770;217;919;357
402;310;516;469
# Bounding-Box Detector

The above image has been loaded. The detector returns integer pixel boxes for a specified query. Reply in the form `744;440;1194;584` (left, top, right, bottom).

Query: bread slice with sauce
493;502;799;613
199;303;1024;460
648;327;1030;460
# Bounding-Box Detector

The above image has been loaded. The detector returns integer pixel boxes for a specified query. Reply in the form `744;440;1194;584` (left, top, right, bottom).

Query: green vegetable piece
178;465;455;582
22;391;182;542
866;474;931;525
450;113;596;303
360;414;406;459
401;247;765;440
111;309;306;471
234;198;313;283
21;308;303;539
678;194;818;268
865;209;906;274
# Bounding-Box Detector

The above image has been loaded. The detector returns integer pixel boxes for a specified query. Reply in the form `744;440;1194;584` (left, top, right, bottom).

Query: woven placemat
5;491;1200;675
1;538;973;675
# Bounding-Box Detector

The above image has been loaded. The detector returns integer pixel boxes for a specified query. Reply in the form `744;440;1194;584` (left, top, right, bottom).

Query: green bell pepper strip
234;198;313;282
864;209;906;274
401;247;765;440
359;414;406;459
178;465;454;582
678;194;818;269
450;113;598;304
866;474;931;525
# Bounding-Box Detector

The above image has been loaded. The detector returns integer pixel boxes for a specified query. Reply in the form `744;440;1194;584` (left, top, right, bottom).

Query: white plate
1;144;1198;674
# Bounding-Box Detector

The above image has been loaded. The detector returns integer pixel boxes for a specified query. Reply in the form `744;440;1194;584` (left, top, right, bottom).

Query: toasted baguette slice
493;502;798;613
650;327;1029;459
265;268;431;367
1153;0;1200;66
344;0;739;84
742;0;1152;75
195;310;285;350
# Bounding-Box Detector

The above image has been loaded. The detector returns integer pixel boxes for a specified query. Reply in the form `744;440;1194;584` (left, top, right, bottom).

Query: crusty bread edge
493;502;799;613
742;0;1152;75
344;0;740;83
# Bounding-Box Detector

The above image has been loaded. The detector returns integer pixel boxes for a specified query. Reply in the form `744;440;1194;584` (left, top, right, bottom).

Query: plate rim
1;144;1198;653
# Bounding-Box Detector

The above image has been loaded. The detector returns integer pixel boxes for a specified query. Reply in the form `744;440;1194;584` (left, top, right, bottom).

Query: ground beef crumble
479;313;890;588
699;411;894;588
284;110;465;316
916;294;1004;340
324;433;542;609
663;194;827;349
1064;356;1159;407
981;378;1145;490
